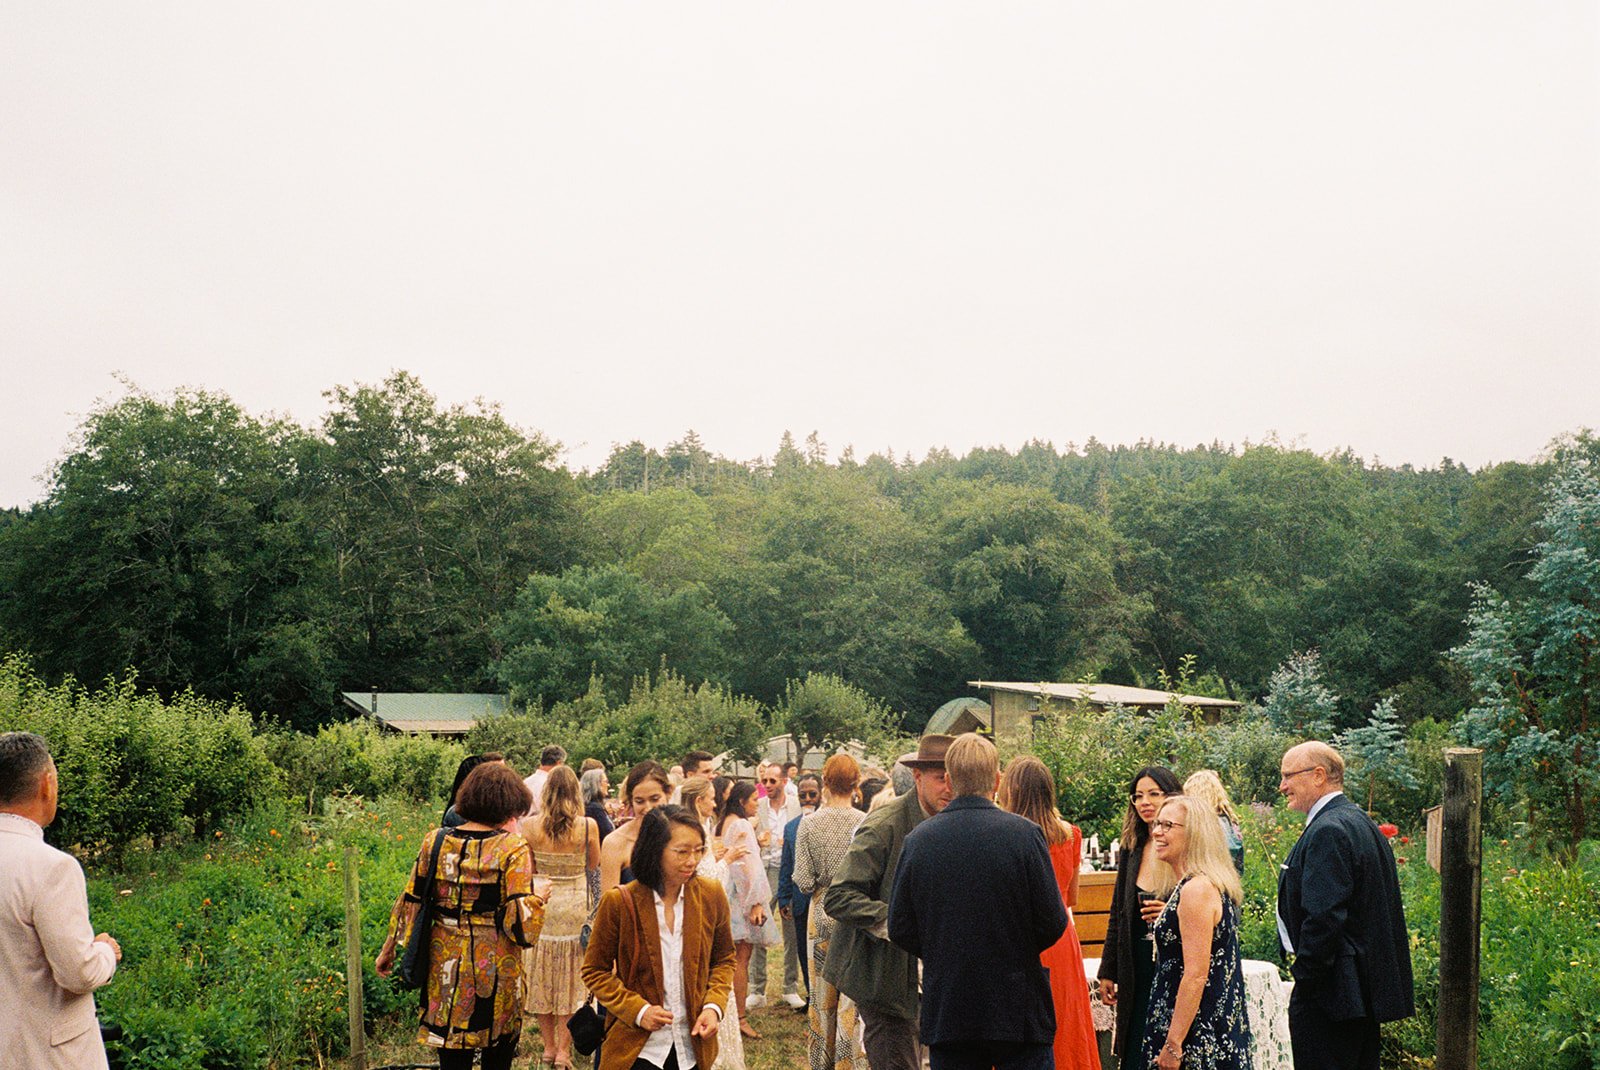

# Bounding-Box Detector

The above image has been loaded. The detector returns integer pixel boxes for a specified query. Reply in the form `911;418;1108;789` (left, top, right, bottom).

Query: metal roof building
341;692;510;737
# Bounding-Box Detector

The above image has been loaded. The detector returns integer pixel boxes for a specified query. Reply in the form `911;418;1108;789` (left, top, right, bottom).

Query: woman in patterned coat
377;763;550;1070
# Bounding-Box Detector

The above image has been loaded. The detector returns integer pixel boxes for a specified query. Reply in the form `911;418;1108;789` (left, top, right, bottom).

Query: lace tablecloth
1082;957;1293;1070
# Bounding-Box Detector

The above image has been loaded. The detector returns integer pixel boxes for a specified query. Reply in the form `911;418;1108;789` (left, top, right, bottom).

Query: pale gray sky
3;2;1597;507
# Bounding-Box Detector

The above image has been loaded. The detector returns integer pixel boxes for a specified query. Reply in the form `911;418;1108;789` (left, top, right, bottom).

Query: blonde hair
945;732;999;797
1158;796;1242;905
1183;769;1240;825
679;775;714;818
999;756;1069;846
868;783;898;812
539;764;584;843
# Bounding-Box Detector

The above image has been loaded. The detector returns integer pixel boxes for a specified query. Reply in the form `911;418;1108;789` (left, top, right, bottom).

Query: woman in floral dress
1141;795;1252;1070
376;763;550;1070
793;753;867;1070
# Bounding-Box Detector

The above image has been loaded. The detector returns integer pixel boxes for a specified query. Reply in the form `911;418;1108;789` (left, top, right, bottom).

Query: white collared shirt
1278;790;1345;954
634;889;714;1070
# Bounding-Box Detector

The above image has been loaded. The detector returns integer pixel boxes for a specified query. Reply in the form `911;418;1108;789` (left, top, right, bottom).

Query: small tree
1452;459;1600;857
1262;649;1339;739
775;673;899;770
1336;697;1419;815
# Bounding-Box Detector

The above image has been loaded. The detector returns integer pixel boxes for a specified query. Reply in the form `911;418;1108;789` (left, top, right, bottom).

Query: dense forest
0;371;1591;737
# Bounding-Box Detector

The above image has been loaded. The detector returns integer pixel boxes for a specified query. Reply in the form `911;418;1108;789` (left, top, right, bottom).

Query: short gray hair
0;732;52;805
580;767;608;804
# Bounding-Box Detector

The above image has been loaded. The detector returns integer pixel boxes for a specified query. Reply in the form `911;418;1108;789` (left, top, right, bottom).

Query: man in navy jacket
777;773;821;999
888;733;1066;1070
1277;741;1414;1070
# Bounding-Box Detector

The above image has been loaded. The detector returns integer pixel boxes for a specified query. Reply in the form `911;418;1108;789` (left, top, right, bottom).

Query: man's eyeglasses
1280;767;1318;781
760;779;779;786
1151;820;1185;833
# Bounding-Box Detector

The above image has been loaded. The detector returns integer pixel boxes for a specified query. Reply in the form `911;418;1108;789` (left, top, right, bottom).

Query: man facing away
1277;741;1414;1070
888;733;1066;1070
823;733;954;1070
777;772;822;998
0;731;122;1070
523;743;566;817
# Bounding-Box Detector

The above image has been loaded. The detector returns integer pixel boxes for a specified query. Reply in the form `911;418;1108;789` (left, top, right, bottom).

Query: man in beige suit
0;732;122;1069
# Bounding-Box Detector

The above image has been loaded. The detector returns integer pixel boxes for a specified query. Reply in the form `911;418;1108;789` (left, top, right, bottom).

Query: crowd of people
0;727;1413;1070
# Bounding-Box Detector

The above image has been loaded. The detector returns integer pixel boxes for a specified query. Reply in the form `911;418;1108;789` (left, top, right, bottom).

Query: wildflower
202;898;212;907
269;829;280;838
1399;836;1410;846
1378;823;1398;838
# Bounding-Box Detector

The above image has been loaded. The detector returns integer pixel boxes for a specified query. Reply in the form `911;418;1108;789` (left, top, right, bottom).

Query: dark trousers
1289;994;1381;1070
794;898;811;992
858;1004;923;1070
632;1048;681;1070
928;1040;1053;1070
438;1033;518;1070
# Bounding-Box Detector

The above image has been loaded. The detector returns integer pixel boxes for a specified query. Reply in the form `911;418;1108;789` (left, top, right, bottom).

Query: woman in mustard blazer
582;804;738;1070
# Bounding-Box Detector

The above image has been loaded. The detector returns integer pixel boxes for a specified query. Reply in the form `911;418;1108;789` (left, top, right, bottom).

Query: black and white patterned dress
1141;875;1253;1070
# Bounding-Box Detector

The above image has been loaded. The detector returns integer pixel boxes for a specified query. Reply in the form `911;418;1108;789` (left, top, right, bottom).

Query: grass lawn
363;946;809;1070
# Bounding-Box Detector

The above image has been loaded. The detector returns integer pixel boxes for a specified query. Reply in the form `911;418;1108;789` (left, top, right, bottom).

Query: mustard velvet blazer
580;876;737;1070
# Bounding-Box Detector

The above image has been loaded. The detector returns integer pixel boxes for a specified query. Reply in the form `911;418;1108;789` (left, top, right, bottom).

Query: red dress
1042;826;1101;1070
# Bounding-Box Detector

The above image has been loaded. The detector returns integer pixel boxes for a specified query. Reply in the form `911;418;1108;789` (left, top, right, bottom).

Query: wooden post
344;844;367;1070
1435;747;1482;1070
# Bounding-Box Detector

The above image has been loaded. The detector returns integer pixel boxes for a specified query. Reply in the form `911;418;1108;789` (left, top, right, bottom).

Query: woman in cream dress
682;776;751;1070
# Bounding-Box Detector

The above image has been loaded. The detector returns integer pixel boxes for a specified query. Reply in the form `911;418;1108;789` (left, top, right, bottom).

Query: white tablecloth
1082;957;1293;1070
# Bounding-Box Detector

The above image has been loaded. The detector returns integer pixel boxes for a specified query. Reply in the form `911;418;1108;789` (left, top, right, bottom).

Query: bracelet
1163;1041;1182;1057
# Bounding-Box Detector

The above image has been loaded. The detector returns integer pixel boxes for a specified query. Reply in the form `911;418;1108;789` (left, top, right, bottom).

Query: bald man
1276;741;1413;1070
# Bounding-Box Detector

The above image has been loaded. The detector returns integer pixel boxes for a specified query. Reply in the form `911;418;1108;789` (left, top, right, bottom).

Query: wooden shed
341;691;510;737
963;681;1243;744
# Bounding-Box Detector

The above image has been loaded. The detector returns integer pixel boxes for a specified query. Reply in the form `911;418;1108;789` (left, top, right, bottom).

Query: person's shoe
745;993;766;1010
781;992;806;1010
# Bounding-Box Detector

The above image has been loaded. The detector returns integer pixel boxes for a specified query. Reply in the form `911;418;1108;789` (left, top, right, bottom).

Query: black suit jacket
887;796;1067;1047
1277;793;1414;1024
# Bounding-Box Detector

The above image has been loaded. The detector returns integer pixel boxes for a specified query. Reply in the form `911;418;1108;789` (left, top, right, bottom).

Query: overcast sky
3;3;1596;508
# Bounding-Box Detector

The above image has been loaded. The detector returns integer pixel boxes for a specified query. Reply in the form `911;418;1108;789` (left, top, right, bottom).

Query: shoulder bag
396;829;450;990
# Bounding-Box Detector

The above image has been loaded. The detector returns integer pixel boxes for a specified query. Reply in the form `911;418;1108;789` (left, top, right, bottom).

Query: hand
95;933;122;962
756;830;771;848
374;940;396;977
779;904;792;920
532;876;554;902
1099;978;1116;1006
691;1007;721;1038
1140;897;1165;923
749;904;767;926
712;838;728;861
639;1005;674;1031
724;843;748;864
1157;1040;1183;1069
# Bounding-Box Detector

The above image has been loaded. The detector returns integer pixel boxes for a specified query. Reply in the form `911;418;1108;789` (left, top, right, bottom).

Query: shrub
261;719;464;808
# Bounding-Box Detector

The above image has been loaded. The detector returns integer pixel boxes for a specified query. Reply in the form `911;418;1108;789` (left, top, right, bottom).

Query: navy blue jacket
888;795;1066;1047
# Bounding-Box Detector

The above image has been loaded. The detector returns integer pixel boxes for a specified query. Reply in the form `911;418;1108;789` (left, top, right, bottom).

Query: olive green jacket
820;788;927;1020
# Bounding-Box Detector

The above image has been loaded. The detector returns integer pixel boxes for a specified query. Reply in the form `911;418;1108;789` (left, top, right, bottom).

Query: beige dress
524;848;590;1015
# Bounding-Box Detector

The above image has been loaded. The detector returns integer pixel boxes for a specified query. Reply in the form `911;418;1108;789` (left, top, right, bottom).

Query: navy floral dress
1140;876;1252;1069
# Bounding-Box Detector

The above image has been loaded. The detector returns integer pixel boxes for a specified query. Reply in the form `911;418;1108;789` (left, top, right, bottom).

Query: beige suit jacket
0;814;118;1070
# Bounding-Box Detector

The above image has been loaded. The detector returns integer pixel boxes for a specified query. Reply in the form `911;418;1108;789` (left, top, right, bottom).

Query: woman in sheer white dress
682;776;750;1070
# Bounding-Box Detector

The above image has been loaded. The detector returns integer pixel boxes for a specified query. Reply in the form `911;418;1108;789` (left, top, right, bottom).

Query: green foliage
1453;458;1600;855
775;672;901;768
260;719;464;808
0;656;281;855
492;564;732;706
89;795;435;1070
1261;649;1339;738
575;667;769;770
1336;698;1420;814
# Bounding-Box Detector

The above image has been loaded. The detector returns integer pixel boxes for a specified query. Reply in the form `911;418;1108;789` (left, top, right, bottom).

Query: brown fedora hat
897;734;954;770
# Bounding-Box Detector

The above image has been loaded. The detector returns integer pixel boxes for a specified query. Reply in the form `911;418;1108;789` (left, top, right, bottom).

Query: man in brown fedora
824;733;954;1070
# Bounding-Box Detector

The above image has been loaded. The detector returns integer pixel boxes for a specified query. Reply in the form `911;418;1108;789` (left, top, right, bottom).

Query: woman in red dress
1001;756;1101;1070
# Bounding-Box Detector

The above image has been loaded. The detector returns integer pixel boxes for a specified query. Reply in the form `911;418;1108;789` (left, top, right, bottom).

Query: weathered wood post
344;843;367;1070
1435;747;1483;1070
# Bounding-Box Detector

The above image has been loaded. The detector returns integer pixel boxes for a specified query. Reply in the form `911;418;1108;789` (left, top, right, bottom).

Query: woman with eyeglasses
1096;765;1181;1069
581;805;738;1070
1140;796;1251;1070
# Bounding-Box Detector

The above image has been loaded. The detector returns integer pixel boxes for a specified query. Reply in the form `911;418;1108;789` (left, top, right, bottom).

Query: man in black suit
888;732;1067;1070
1277;741;1414;1070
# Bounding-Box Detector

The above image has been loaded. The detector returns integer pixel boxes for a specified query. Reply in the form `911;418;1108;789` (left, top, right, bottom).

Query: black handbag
396;830;449;990
567;997;605;1055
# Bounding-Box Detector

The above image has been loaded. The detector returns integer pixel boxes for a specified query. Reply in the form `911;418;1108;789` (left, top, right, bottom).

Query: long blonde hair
999;756;1069;846
539;765;584;843
1183;769;1240;825
1158;796;1242;905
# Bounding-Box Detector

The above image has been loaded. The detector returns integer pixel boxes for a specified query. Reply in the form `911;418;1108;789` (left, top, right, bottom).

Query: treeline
1;370;1592;733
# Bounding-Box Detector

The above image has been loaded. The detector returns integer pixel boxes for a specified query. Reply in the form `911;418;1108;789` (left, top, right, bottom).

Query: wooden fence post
344;844;367;1070
1435;747;1482;1070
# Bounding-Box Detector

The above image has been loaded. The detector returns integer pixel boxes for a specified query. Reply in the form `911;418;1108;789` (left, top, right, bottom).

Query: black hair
717;780;758;836
1121;765;1184;849
447;755;489;808
857;776;888;812
0;732;51;806
630;804;706;894
712;775;732;810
